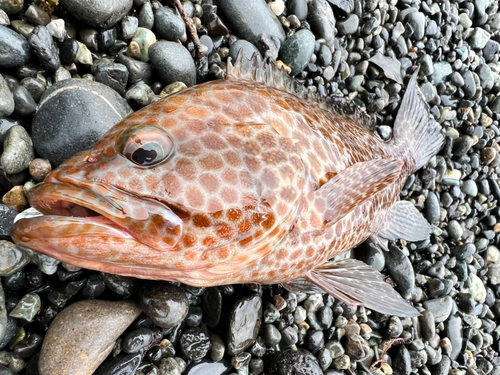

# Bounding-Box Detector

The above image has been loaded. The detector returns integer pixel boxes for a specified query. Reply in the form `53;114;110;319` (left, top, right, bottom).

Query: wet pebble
0;241;30;276
149;41;196;87
32;78;131;166
278;29;315;76
307;0;335;42
94;62;129;96
154;7;185;41
0;26;30;67
180;327;211;361
227;293;262;355
94;353;141;375
138;283;189;329
122;327;156;354
9;293;40;322
422;296;453;323
229;40;262;62
1;126;34;175
29;26;61;72
265;350;322;375
127;27;156;62
336;14;359;36
59;0;133;28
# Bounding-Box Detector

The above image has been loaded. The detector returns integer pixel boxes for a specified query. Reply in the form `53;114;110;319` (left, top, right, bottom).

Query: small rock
468;273;486;301
9;293;41;322
2;186;27;212
0;26;30;67
1;126;34;175
154;7;185;41
0;240;30;276
336;14;359;36
227;293;262;355
59;0;133;28
422;296;453;323
229;40;262;63
266;350;322;375
180;327;211;361
468;28;491;49
138;1;154;30
94;62;129;96
278;29;315;75
0;75;14;117
29;26;61;72
149;41;196;86
121;16;138;40
127;27;156;62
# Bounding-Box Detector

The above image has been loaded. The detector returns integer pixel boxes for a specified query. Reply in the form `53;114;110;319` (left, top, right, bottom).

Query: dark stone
207;13;229;36
227;293;262;355
229;40;262;62
336;14;359;36
202;287;222;328
138;282;189;329
81;274;106;299
278;29;315;75
0;204;18;239
13;333;43;358
288;0;308;20
122;327;156;354
59;0;133;28
326;0;353;17
94;62;129;96
0;26;31;68
180;327;211;361
307;0;335;42
154;7;185;41
94;353;141;375
98;28;117;50
115;54;153;85
99;274;137;297
10;83;37;117
149;41;197;87
31;78;132;166
29;26;61;72
218;0;285;47
384;244;415;299
265;350;322;375
392;345;411;375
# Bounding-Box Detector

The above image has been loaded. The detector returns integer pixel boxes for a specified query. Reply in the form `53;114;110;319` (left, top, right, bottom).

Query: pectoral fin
305;259;419;317
312;158;403;226
378;201;432;242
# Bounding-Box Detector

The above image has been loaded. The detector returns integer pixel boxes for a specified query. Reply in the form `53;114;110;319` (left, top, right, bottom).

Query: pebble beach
0;0;499;374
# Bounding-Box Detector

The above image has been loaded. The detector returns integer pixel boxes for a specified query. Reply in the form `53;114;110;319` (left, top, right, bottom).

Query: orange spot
277;249;287;260
203;236;217;247
185;251;196;261
176;159;196;181
221;188;238;204
163;174;181;197
291;249;303;260
218;248;229;259
202;134;226;150
239;236;253;247
223;151;242;167
222;169;238;185
239;220;251;233
199;155;224;170
175;261;185;269
217;225;232;239
268;270;276;278
145;174;160;191
306;247;315;258
227;208;242;221
183;234;197;247
186;186;204;208
200;173;220;192
193;214;211;227
186;106;209;118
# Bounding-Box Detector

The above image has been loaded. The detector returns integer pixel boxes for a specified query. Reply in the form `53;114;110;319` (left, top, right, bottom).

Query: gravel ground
0;0;500;374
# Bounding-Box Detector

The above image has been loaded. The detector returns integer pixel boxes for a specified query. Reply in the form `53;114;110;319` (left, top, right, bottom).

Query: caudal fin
393;69;444;171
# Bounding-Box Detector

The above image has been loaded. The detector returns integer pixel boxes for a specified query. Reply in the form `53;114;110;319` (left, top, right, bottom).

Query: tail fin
393;69;444;171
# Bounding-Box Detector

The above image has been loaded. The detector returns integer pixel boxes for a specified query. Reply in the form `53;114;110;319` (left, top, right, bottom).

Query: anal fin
305;259;419;317
378;200;432;242
314;158;403;225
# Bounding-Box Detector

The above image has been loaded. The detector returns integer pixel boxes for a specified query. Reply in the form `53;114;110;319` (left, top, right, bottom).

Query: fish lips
11;181;183;252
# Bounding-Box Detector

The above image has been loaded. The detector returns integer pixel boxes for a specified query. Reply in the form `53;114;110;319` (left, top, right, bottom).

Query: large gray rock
32;79;132;166
278;29;315;76
0;25;31;68
218;0;285;47
59;0;133;28
149;41;196;87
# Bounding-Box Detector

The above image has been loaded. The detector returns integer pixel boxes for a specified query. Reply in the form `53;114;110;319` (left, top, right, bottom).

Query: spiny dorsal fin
226;50;374;130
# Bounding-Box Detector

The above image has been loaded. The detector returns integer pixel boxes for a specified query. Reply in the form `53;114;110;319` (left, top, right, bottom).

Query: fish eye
117;124;174;167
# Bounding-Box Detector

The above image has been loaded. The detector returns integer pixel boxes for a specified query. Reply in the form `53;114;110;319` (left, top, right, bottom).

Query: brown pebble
482;147;497;165
2;186;27;212
273;295;287;311
39;300;141;375
29;158;52;182
359;323;372;337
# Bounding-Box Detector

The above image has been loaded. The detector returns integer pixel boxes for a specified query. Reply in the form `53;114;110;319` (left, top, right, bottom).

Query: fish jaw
12;180;184;252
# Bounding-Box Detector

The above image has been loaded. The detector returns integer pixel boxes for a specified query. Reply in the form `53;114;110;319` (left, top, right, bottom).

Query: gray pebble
9;292;41;322
149;41;196;87
0;241;31;276
307;0;335;42
422;296;453;323
337;14;359;36
0;26;31;68
138;1;154;30
229;40;262;63
261;324;282;347
406;12;425;40
60;0;133;28
29;26;61;72
278;29;315;75
467;27;491;49
94;62;129;96
121;16;139;40
0;75;14;117
125;83;154;108
446;220;463;240
1;126;34;175
154;7;185;41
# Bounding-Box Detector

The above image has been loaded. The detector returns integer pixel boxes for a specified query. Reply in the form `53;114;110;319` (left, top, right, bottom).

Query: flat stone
59;0;133;28
39;300;141;375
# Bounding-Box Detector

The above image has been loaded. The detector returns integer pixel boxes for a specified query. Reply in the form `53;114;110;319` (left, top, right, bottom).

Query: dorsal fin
226;50;374;130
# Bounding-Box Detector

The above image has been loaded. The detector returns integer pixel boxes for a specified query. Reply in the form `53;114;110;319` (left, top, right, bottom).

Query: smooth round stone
9;83;36;117
149;41;196;87
229;40;262;62
0;240;30;276
384;245;414;299
431;62;452;85
278;29;315;76
386;316;403;337
0;75;14;117
392;346;411;375
424;191;440;226
280;326;298;348
355;241;385;271
13;332;43;358
20;75;46;102
154;7;185;41
138;1;154;29
218;0;285;47
82;273;106;299
419;310;435;341
24;4;50;26
138;282;189;328
185;358;232;375
210;334;225;361
1;126;34;175
39;300;141;375
125;83;153;108
307;0;335;42
122;327;155;353
469;273;486;301
261;324;282;347
266;350;322;375
317;44;332;66
94;62;129;96
32;79;132;166
94;353;141;375
450;243;476;260
0;26;30;67
180;327;211;361
446;220;463;240
127;27;156;62
288;0;307;20
115;54;153;85
59;0;133;28
227;293;262;355
121;16;138;40
422;296;453;323
406;11;425;40
0;0;23;14
336;14;359;36
467;27;490;49
431;355;451;375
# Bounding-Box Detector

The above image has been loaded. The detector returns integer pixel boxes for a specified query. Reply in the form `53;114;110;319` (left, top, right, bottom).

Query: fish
11;53;444;317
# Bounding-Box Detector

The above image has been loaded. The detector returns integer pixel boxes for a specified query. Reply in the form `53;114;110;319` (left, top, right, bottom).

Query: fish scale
11;54;444;317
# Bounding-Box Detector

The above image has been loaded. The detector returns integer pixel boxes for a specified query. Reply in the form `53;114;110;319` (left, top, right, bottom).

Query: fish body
11;56;443;316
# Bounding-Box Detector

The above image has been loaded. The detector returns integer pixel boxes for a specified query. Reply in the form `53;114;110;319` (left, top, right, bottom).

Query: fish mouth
11;179;184;251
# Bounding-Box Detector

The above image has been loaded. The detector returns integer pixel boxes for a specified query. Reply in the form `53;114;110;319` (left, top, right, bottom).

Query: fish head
11;84;307;278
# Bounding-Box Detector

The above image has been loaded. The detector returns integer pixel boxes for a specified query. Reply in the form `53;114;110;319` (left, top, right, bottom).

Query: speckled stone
1;125;34;175
0;26;31;67
39;300;141;375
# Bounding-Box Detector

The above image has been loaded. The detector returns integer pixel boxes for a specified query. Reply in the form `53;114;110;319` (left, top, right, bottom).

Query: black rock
384;244;415;299
202;287;222;328
430;355;451;375
99;28;117;50
29;26;61;72
99;273;137;297
31;78;132;166
0;204;18;239
180;327;211;361
218;0;285;47
59;0;133;28
0;26;31;68
122;327;156;354
13;333;43;359
10;83;37;117
451;243;476;260
185;306;203;327
21;77;46;102
94;353;141;375
307;0;335;42
94;62;129;96
326;0;353;17
392;345;411;375
149;41;197;87
265;350;322;375
0;317;17;349
115;54;153;85
81;273;106;299
138;282;189;329
227;293;262;355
